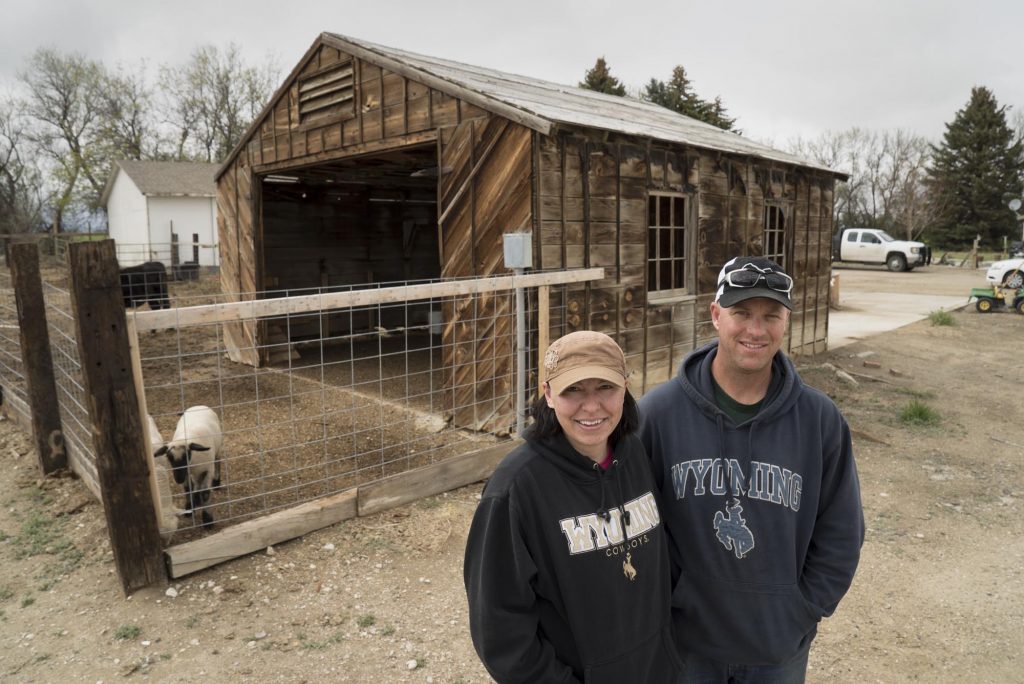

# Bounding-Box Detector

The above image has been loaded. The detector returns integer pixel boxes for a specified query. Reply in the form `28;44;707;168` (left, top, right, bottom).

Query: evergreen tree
642;66;736;131
579;57;626;97
925;87;1024;248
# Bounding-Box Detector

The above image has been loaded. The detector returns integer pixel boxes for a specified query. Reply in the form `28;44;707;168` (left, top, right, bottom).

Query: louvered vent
298;61;355;121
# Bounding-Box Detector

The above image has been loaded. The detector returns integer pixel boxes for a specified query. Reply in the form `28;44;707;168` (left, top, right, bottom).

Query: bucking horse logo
713;499;755;559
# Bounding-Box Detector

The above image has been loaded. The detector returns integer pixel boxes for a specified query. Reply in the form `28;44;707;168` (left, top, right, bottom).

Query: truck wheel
1016;299;1024;315
886;254;907;272
1003;271;1024;289
976;298;994;313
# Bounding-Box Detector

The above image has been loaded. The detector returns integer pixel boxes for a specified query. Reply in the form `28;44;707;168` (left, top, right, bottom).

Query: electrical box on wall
503;233;532;269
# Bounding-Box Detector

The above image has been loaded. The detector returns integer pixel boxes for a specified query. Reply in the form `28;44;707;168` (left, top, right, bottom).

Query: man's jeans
677;645;810;684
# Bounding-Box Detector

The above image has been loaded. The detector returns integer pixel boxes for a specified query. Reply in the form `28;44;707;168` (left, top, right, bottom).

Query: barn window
763;205;787;269
298;60;355;123
647;192;691;295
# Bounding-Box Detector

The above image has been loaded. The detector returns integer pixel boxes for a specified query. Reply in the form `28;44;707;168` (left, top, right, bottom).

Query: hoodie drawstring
715;413;726;462
592;461;611;521
611;459;632;527
593;459;632;528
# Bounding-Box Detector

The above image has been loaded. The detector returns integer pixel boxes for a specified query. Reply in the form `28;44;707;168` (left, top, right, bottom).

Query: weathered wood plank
8;242;65;474
67;240;164;594
138;269;603;331
165;489;359;578
360;440;518;516
253;131;439;175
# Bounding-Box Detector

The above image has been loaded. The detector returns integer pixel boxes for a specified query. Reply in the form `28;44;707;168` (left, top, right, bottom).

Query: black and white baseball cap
714;256;794;310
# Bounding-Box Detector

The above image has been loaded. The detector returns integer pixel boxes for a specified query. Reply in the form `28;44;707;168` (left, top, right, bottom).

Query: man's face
710;297;790;377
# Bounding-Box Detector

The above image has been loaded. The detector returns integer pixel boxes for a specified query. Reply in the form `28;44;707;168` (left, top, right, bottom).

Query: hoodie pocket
582;625;681;684
673;574;819;664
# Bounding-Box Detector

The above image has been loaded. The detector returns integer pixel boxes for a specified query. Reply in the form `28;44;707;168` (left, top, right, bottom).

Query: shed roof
219;33;842;179
102;160;218;207
323;34;839;176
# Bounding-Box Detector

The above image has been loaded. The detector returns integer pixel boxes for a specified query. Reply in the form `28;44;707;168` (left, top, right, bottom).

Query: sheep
155;406;224;527
145;414;189;543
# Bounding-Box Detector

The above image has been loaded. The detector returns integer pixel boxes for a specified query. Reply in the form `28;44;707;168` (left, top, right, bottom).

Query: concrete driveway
828;263;986;348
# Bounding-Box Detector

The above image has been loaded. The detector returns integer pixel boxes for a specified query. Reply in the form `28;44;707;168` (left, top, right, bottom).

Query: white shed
101;160;219;268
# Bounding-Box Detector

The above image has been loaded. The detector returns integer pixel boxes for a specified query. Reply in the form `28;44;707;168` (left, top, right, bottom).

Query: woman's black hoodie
464;431;680;683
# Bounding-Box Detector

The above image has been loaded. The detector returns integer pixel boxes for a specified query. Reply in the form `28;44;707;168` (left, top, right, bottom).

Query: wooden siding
218;156;260;366
218;38;837;381
536;132;835;393
243;44;488;172
438;116;533;432
219;43;493;363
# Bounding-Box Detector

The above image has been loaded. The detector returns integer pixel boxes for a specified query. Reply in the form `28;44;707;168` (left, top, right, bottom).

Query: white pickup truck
831;228;928;272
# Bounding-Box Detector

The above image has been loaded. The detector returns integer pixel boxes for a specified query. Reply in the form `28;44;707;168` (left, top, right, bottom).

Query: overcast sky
1;0;1021;147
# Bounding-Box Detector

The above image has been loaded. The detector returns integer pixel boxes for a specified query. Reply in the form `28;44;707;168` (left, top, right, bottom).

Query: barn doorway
259;143;441;343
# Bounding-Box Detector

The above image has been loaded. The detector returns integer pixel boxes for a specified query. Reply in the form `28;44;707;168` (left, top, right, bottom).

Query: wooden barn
215;32;844;408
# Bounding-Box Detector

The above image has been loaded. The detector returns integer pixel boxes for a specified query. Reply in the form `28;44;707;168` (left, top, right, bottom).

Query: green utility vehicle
969;284;1024;313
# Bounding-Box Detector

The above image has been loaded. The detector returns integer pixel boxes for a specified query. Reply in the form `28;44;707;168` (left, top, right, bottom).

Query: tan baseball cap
543;331;628;396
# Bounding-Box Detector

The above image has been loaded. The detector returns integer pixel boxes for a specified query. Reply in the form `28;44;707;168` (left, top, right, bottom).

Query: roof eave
99;162;123;208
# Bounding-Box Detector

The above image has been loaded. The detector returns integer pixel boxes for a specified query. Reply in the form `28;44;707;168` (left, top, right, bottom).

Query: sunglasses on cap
723;263;794;294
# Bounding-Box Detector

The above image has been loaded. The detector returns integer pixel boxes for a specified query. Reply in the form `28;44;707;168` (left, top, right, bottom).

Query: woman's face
544;377;625;463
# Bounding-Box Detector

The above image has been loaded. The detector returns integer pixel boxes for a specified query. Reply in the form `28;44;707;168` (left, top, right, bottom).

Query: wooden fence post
66;239;164;593
8;242;66;474
170;229;179;271
537;285;549;393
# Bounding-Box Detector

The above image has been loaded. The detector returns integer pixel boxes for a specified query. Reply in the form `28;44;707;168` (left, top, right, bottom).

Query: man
639;256;864;683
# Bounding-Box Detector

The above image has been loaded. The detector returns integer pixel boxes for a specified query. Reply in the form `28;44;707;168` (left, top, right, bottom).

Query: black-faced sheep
155;406;223;527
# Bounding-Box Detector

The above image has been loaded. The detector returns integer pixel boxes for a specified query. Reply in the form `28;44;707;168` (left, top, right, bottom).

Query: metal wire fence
134;274;588;542
0;245;599;581
42;281;98;494
0;267;29;426
111;240;220;275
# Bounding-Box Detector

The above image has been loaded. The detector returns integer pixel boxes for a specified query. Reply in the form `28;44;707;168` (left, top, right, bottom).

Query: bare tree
788;127;935;238
160;44;277;162
19;48;106;234
96;61;158;162
0;96;45;234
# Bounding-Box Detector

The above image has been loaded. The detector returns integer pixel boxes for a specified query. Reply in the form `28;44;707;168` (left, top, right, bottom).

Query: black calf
119;261;170;310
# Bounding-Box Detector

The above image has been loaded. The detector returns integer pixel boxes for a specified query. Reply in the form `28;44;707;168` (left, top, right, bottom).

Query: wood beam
7;242;65;474
133;268;604;331
66;240;164;594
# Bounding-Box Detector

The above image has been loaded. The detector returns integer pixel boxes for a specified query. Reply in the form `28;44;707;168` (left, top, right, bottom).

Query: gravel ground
0;295;1023;683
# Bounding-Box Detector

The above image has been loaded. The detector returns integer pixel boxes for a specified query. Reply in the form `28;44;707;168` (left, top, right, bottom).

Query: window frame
762;203;788;271
646;190;695;301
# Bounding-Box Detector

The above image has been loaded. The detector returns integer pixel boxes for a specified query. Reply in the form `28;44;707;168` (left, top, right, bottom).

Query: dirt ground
2;293;1024;682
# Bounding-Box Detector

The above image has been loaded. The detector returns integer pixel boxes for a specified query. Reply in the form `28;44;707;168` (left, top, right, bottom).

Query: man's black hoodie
464;431;680;683
639;342;864;666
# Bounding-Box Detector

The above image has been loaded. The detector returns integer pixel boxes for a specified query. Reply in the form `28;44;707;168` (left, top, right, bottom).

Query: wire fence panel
0;267;30;427
134;273;584;542
42;280;99;496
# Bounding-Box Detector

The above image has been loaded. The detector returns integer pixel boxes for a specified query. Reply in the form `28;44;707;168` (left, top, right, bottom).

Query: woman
464;331;680;683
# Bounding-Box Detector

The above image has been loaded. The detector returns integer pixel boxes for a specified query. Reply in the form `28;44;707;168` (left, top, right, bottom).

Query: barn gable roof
323;33;836;174
102;160;218;207
219;33;841;179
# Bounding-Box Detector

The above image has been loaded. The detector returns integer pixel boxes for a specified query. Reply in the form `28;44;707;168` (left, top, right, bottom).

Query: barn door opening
259;144;441;345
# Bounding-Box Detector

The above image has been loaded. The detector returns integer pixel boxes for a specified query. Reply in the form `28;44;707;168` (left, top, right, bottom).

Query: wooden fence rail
131;268;603;331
